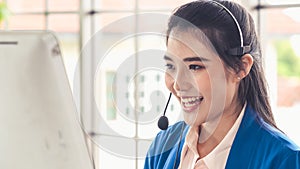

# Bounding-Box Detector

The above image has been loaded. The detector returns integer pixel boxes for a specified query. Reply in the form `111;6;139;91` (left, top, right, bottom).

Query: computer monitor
0;31;94;169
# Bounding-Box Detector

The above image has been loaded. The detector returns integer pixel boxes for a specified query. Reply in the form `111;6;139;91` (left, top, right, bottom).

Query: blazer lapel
225;105;261;168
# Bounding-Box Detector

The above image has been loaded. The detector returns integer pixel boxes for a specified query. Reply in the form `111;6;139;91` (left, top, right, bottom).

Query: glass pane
0;1;9;15
93;35;136;138
6;0;45;12
261;8;300;145
263;8;300;34
138;140;152;169
136;35;182;139
48;14;79;33
94;12;169;34
94;13;133;33
94;135;136;168
139;0;191;10
262;0;300;5
48;0;79;11
8;15;45;30
0;1;6;29
94;0;135;10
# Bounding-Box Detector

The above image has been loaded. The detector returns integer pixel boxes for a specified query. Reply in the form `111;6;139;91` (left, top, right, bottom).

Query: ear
238;54;253;79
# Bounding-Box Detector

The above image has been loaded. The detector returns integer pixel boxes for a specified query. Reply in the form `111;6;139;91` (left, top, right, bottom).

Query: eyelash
165;64;205;72
165;63;175;70
189;65;205;71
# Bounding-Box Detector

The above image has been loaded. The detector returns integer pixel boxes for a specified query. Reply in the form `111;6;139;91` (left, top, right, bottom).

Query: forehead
166;29;219;60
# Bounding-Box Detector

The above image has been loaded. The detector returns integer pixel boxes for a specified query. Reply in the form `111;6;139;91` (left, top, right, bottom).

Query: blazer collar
225;104;260;168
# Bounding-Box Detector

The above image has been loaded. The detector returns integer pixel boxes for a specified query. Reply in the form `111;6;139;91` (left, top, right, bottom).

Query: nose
173;68;193;94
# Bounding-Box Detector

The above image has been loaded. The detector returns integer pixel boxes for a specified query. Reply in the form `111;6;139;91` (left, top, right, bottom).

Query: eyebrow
164;55;210;62
163;55;173;61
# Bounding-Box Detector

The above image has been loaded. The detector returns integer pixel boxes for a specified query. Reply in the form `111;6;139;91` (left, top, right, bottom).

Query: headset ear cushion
226;46;251;56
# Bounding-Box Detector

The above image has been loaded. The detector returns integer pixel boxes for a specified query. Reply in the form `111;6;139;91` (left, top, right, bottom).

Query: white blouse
178;104;246;169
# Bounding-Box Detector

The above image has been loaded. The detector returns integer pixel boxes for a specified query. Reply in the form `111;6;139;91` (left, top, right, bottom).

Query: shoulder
227;105;300;168
258;116;300;157
257;122;300;168
260;120;299;151
246;105;300;153
252;106;299;152
239;104;299;151
148;121;188;156
156;121;188;139
144;121;188;169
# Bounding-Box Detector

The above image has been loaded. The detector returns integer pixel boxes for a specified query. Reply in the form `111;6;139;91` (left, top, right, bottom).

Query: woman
144;0;300;168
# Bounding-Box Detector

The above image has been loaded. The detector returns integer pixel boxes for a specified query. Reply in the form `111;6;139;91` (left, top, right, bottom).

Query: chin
182;111;205;127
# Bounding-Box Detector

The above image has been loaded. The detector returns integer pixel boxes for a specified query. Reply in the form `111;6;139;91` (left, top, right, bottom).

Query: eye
189;64;205;71
165;63;175;70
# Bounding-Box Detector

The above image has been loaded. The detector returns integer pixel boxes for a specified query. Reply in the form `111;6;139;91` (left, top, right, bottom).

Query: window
1;0;189;168
2;0;300;168
253;0;300;144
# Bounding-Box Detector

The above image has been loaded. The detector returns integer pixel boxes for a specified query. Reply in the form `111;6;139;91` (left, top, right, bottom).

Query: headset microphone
158;92;172;130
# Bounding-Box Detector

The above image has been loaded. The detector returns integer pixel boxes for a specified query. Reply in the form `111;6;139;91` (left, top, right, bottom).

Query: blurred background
1;0;300;168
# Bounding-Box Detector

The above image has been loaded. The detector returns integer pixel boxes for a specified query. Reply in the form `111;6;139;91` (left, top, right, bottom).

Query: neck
197;103;243;158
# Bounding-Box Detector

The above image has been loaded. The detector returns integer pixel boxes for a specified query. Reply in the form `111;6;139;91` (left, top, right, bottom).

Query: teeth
185;102;197;107
181;96;203;104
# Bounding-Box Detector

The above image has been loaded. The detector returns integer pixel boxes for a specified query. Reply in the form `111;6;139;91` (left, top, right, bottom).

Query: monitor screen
0;31;94;169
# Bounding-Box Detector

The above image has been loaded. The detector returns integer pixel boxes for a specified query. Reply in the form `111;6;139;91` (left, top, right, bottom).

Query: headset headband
211;1;251;56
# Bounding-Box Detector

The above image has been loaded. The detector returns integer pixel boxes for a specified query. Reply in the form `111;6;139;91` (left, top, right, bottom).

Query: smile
181;96;204;112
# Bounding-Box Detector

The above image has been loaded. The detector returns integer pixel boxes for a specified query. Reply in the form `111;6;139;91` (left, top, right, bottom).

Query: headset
156;1;251;168
213;1;251;56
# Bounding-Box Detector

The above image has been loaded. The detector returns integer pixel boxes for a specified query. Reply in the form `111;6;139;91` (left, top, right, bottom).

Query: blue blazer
144;105;300;168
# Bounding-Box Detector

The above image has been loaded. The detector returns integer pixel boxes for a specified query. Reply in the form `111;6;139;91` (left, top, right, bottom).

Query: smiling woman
164;30;246;133
144;1;300;169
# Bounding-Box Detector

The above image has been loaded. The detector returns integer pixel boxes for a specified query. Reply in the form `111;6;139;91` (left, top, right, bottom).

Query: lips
181;96;204;112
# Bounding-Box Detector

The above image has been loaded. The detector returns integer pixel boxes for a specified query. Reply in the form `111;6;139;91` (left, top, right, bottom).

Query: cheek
208;67;231;106
165;73;174;92
194;72;211;92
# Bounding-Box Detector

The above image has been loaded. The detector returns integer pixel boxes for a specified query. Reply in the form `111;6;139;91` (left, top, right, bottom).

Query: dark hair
166;0;277;128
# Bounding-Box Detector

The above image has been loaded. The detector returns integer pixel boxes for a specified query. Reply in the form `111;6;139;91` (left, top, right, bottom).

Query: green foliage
274;40;300;78
0;2;10;23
